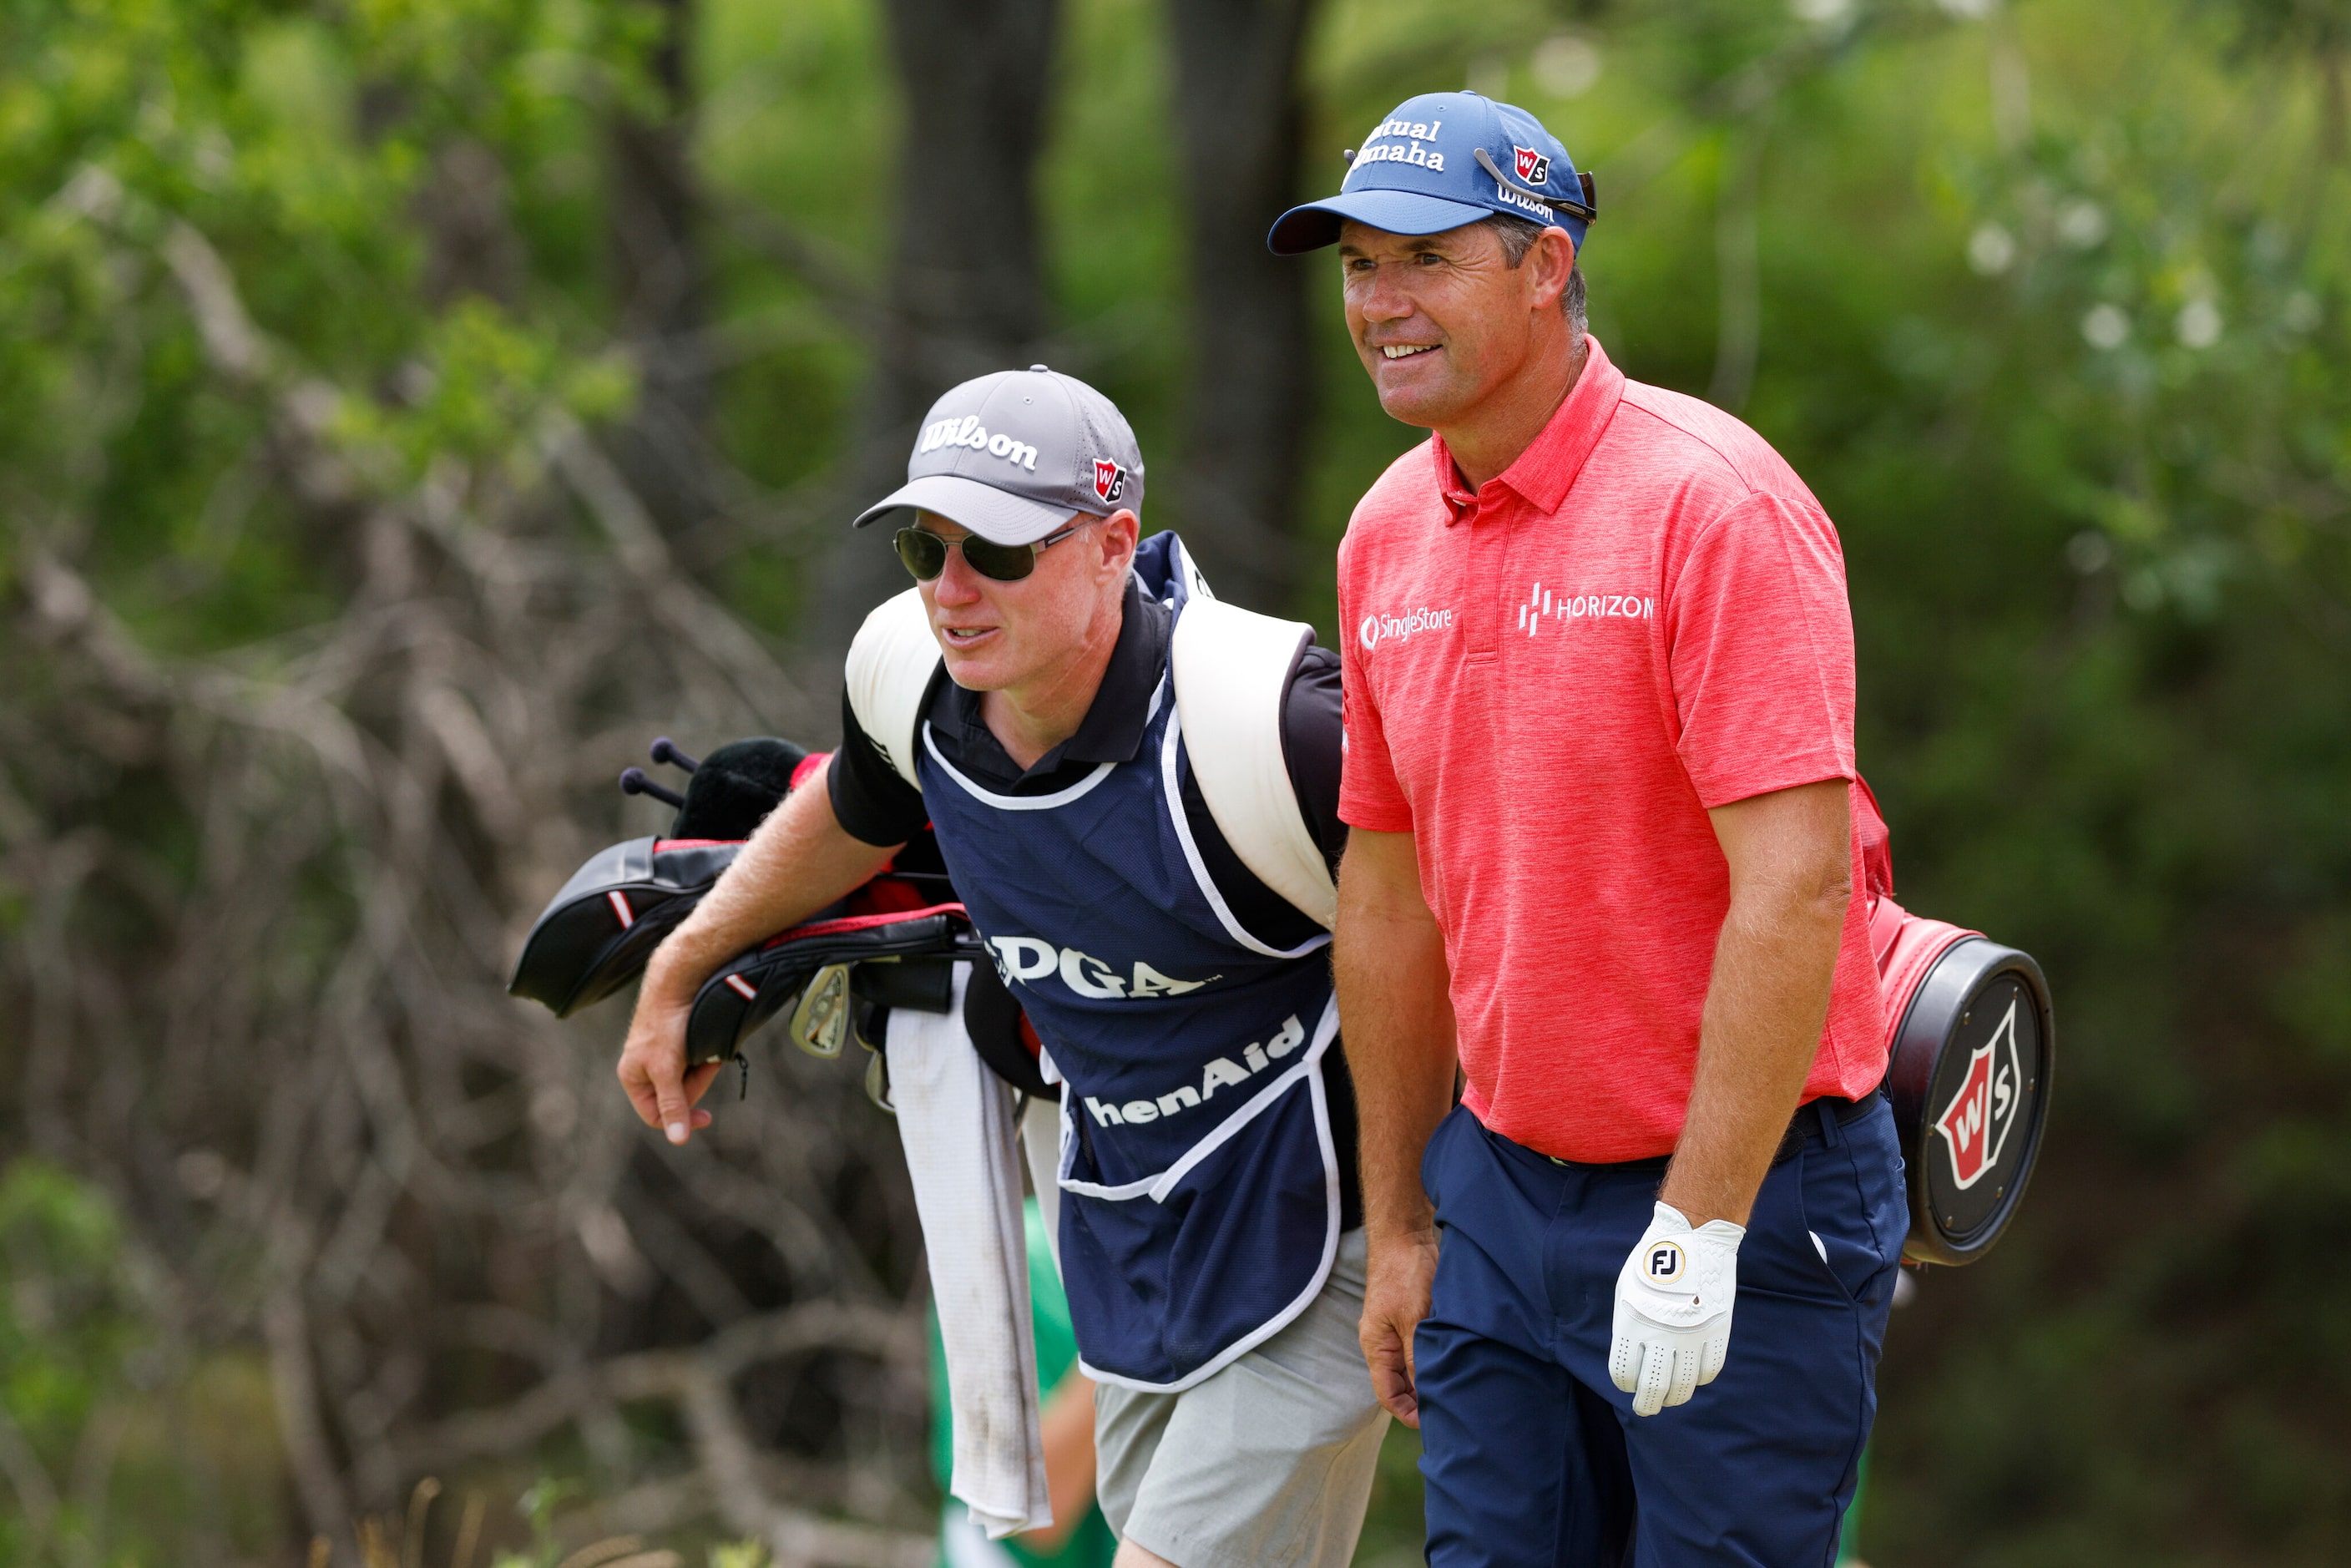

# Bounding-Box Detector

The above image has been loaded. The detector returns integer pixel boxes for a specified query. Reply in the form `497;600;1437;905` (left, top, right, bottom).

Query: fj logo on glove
1612;1202;1744;1417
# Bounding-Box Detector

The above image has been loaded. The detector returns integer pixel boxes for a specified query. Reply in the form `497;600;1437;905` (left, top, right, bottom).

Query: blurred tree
605;0;722;553
805;0;1064;651
1165;0;1319;609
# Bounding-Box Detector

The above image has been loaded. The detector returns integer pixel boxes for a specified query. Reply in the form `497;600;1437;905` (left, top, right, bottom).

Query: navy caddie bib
917;534;1341;1392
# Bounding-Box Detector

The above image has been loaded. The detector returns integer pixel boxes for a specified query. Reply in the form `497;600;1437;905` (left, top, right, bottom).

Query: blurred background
3;0;2348;1562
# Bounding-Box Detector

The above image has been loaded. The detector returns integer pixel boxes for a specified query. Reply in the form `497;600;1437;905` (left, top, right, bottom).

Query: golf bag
508;736;811;1015
1861;784;2055;1265
508;736;1024;1110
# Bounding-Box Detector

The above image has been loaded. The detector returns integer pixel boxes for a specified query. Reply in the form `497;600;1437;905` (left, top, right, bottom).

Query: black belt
1536;1082;1887;1171
1771;1084;1886;1165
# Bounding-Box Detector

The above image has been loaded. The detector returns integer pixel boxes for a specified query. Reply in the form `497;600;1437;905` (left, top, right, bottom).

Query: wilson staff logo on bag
1932;997;2028;1190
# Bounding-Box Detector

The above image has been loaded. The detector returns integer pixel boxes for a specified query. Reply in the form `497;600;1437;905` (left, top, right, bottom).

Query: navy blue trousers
1415;1099;1906;1568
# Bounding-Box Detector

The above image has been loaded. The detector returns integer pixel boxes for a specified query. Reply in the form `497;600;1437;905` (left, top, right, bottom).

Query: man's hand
1333;827;1459;1428
611;759;899;1146
1360;1225;1440;1426
1609;1201;1744;1417
617;980;721;1145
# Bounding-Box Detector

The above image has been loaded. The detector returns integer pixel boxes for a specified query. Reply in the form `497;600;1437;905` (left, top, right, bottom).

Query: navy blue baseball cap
1267;91;1595;256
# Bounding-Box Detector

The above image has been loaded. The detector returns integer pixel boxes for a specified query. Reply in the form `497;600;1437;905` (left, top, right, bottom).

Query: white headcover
844;586;941;790
1169;596;1338;931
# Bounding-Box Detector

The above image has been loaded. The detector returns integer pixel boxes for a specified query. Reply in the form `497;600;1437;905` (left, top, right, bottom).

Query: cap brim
1267;190;1501;255
850;474;1081;544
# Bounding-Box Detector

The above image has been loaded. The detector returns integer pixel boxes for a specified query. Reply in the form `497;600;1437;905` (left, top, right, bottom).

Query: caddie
615;367;1389;1568
1269;92;1906;1565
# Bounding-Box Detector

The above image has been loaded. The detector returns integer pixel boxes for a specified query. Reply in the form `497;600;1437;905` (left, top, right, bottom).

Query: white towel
886;964;1051;1539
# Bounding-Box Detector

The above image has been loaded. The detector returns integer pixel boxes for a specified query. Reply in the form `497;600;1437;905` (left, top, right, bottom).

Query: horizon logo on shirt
1083;1014;1307;1128
1516;581;1656;638
988;933;1218;1000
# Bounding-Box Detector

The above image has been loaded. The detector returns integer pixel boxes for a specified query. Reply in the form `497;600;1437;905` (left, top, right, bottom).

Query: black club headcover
669;737;808;841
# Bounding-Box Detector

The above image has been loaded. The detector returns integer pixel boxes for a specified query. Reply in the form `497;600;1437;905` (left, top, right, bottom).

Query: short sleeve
827;687;928;847
1337;563;1414;833
1667;493;1858;809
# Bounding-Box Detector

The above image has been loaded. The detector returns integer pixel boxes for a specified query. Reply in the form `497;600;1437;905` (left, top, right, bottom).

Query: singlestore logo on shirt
1358;604;1458;651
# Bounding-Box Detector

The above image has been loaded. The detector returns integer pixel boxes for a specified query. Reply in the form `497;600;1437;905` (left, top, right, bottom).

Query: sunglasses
893;521;1084;584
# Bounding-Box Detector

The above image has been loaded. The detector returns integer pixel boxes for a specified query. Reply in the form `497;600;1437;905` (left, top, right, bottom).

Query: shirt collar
1061;574;1167;764
943;574;1167;776
1430;333;1627;524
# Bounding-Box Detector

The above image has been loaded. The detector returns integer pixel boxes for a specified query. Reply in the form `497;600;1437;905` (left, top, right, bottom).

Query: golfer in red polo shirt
1270;94;1906;1565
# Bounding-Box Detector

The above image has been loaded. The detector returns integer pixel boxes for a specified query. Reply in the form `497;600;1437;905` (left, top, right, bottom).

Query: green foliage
0;1161;145;1455
4;0;2350;1562
0;0;652;651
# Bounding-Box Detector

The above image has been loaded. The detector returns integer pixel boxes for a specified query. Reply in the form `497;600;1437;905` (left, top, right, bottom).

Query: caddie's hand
1360;1226;1439;1428
1609;1201;1743;1418
616;975;720;1146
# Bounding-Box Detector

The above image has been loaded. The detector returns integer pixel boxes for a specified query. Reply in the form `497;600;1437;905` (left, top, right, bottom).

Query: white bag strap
1169;596;1338;930
845;586;942;791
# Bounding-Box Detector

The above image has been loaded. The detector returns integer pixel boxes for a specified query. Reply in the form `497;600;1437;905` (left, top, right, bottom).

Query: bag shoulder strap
1169;595;1338;930
844;587;941;792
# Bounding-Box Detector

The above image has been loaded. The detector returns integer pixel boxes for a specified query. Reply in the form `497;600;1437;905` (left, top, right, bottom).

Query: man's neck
1440;333;1589;492
981;594;1125;771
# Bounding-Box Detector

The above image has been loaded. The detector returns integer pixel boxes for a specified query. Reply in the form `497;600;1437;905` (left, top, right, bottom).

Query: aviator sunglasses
893;520;1085;584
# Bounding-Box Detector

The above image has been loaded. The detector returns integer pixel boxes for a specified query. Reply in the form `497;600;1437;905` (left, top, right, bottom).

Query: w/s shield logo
1093;459;1127;506
1513;144;1552;185
1934;998;2026;1190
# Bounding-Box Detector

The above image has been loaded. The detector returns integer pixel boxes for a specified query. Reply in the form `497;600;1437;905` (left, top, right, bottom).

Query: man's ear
1099;509;1141;577
1529;227;1577;311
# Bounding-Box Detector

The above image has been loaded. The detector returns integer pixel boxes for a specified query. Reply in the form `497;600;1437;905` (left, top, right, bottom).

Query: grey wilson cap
851;366;1146;545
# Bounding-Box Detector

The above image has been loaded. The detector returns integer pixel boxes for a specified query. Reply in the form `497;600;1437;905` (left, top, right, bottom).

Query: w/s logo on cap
1093;459;1128;506
1513;145;1552;185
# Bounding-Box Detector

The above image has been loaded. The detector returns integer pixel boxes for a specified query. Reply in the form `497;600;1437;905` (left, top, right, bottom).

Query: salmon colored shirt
1337;336;1886;1164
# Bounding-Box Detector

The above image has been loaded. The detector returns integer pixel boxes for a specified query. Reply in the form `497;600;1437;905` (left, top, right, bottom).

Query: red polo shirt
1337;336;1886;1164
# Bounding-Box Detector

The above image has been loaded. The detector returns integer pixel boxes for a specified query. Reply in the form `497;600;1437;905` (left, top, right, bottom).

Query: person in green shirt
929;1198;1119;1568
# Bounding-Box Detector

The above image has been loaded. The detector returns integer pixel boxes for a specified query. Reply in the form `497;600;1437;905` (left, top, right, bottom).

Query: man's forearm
642;760;899;1002
1661;779;1853;1227
1661;884;1847;1227
1333;839;1459;1239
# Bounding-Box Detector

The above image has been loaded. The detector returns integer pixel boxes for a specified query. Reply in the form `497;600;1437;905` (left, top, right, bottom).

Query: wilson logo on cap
1093;459;1128;505
917;414;1040;473
1513;145;1551;185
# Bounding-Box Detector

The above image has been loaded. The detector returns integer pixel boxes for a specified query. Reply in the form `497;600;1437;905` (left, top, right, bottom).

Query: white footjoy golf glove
1609;1201;1745;1417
